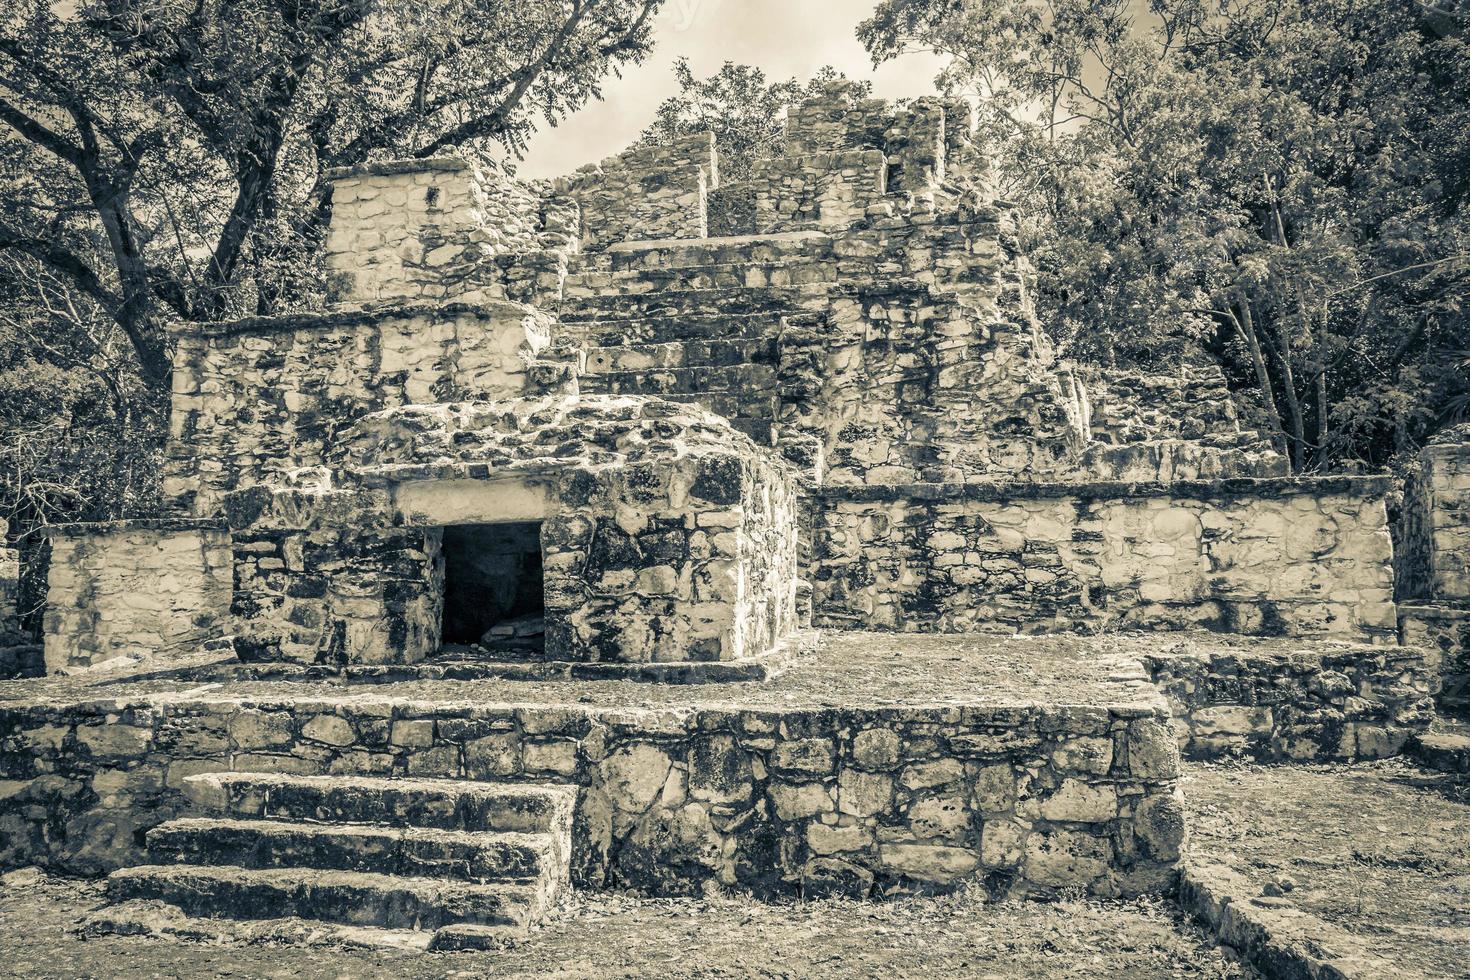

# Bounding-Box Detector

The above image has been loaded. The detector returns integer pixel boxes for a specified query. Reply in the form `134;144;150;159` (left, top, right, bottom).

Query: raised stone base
193;640;797;686
0;631;1187;900
1141;637;1436;760
1399;603;1470;713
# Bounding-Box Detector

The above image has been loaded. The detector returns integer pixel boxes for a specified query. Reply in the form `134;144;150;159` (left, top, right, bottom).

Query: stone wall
812;479;1397;639
1396;424;1470;605
1085;363;1270;450
229;517;443;667
0;517;18;634
557;212;1282;486
323;157;577;308
0;694;1185;899
1141;640;1435;760
783;86;982;195
164;301;562;515
557;132;716;250
1395;428;1470;708
226;395;800;666
40;521;232;672
750;149;888;233
1400;604;1470;712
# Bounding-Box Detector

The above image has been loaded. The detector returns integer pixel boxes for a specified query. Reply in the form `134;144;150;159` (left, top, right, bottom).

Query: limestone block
878;842;980;882
768;781;834;821
807;822;873;855
1023;829;1110;888
1039;779;1116;823
838;769;893;817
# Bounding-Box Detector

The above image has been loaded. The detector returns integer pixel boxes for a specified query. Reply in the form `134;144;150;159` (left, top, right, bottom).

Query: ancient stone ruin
1;84;1464;952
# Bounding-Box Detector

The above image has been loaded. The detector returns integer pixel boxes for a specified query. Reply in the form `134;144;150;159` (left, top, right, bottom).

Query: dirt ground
1184;758;1470;979
0;872;1252;980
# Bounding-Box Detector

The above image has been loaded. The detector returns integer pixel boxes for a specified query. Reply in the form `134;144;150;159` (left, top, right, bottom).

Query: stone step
1411;731;1470;773
564;311;787;348
574;390;778;440
559;287;808;322
219;652;787;684
146;817;560;882
105;864;545;931
182;773;577;835
563;259;840;294
584;336;777;374
587;363;778;397
80;898;437;951
591;230;835;271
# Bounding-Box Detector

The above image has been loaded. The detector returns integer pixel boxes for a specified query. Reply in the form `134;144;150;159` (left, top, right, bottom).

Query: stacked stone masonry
1142;639;1435;759
15;87;1452;927
813;480;1397;639
41;521;232;674
0;690;1186;900
225;397;797;667
1396;423;1470;708
0;517;41;681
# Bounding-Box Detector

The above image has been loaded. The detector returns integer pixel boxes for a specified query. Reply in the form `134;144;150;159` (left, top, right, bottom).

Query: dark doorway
440;522;545;654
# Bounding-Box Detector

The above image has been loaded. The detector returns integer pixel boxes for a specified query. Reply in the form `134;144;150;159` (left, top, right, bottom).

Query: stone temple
1;84;1465;951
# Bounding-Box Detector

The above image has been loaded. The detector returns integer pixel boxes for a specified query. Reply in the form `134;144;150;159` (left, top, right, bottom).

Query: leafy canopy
861;0;1470;471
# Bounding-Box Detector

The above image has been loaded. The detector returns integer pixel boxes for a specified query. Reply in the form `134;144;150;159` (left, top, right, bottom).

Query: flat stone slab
1183;758;1470;978
0;629;1207;714
211;645;791;686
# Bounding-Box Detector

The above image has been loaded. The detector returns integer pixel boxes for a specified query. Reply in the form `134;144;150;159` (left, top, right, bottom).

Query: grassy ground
1184;758;1470;979
0;872;1252;979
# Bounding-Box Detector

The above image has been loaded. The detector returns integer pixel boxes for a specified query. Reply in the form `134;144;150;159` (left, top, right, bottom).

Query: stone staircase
89;772;576;950
1411;716;1470;774
559;285;805;445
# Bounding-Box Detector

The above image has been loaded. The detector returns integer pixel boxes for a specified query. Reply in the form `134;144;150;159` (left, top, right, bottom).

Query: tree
637;58;871;182
0;0;664;391
860;0;1470;471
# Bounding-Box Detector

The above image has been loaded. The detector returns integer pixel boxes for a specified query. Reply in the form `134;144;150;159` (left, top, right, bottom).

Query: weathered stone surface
837;770;893;817
41;524;231;672
1039;780;1115;824
1023;830;1111;889
851;728;900;769
301;715;355;747
1143;640;1435;761
0;681;1183;900
768;782;833;821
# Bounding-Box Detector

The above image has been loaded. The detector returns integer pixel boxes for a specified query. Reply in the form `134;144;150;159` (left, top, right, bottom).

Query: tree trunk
1231;297;1287;449
1264;310;1306;471
88;178;172;389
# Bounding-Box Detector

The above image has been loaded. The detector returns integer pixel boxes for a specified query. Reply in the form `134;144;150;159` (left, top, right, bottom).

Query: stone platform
0;630;1436;939
3;631;1190;904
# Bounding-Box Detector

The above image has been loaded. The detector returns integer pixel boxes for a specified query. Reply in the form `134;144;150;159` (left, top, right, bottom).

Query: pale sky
515;0;950;178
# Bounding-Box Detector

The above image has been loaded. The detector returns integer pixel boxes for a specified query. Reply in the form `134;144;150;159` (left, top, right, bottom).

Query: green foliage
637;59;872;182
0;0;663;528
861;0;1470;471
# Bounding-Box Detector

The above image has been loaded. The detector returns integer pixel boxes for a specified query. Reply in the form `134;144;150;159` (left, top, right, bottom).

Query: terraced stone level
560;288;798;445
95;772;577;949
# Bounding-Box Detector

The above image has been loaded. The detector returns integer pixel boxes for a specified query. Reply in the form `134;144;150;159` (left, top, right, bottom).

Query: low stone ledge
1180;859;1390;979
38;518;225;539
0;634;1182;898
1398;603;1470;712
323;155;471;181
1141;640;1435;761
816;476;1395;504
0;694;1184;899
177;299;536;339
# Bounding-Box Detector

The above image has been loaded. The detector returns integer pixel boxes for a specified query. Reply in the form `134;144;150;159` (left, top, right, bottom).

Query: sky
515;0;950;178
